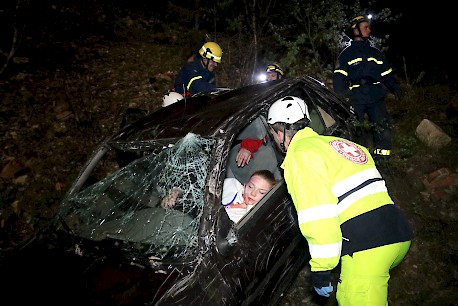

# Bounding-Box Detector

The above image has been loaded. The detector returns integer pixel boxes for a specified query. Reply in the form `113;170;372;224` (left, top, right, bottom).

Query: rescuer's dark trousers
352;99;392;153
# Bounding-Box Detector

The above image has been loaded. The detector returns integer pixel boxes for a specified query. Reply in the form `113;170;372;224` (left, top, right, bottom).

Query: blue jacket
174;55;216;96
333;40;400;104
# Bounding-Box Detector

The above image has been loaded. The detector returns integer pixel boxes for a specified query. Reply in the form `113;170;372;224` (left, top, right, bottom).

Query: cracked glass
58;133;215;260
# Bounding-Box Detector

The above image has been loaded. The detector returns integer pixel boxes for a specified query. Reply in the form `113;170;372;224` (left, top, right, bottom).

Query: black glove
311;270;333;297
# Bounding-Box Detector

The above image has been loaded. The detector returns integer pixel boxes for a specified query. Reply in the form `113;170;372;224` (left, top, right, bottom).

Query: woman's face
242;175;273;205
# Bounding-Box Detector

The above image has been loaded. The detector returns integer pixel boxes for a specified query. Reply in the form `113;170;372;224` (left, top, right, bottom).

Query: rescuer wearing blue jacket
333;15;400;166
267;96;413;305
173;41;222;96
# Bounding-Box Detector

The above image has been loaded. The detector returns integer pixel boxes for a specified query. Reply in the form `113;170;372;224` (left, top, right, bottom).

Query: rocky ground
1;34;457;305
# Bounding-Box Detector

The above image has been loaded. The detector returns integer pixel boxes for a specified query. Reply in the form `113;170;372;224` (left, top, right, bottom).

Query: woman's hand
236;148;252;167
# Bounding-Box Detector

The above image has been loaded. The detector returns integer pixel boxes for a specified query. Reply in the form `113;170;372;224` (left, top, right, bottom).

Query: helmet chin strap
269;126;287;154
279;125;287;153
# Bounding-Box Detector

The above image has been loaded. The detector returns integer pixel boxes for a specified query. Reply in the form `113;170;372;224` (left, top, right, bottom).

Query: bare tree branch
0;0;26;76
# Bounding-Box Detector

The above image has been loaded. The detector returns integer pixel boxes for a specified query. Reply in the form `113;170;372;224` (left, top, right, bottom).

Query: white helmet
162;92;184;107
267;96;310;125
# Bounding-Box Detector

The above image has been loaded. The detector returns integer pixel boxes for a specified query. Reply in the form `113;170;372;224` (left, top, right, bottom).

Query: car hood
112;76;354;143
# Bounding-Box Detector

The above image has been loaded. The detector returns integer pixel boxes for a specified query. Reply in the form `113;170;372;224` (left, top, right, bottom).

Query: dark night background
0;1;457;305
0;0;455;86
370;1;454;86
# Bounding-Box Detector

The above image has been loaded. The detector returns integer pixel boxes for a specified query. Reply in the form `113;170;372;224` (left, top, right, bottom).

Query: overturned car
0;76;357;305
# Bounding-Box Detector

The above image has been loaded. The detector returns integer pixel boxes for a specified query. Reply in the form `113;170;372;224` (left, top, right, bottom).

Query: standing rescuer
174;41;222;96
267;96;413;305
333;15;401;166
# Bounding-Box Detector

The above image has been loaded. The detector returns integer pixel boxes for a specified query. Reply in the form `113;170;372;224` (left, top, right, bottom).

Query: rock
423;168;451;188
13;174;28;184
0;159;23;179
422;168;458;202
415;119;452;148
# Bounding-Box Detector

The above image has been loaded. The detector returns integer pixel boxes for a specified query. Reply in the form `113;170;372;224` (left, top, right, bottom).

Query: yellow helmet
347;15;371;38
349;15;369;30
199;42;223;63
266;63;284;76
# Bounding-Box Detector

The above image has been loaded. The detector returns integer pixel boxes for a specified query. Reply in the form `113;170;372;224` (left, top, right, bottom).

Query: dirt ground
1;35;457;306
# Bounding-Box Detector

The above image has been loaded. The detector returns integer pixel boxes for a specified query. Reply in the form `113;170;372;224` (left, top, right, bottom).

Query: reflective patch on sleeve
334;69;348;76
187;76;203;90
381;68;393;76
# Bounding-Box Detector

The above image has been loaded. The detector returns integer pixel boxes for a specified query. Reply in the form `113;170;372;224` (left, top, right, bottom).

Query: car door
215;180;309;305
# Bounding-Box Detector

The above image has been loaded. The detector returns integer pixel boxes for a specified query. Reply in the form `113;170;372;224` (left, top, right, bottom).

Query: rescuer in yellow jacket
267;96;413;305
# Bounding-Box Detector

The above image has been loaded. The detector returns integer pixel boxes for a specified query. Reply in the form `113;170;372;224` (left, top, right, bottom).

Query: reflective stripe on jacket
174;55;216;96
281;128;412;272
333;40;400;104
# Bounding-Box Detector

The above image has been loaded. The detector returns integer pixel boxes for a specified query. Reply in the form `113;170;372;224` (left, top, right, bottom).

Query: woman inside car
222;169;277;223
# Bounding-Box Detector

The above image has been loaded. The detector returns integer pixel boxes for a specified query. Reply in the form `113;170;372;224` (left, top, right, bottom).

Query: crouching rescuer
266;96;413;304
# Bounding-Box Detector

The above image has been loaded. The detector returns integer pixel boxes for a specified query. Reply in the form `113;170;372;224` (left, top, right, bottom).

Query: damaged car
0;76;357;305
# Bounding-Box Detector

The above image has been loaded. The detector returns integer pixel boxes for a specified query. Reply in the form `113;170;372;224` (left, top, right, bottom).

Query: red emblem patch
329;140;367;164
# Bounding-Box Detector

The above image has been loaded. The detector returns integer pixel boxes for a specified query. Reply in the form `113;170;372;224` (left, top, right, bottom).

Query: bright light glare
367;14;373;20
257;73;267;82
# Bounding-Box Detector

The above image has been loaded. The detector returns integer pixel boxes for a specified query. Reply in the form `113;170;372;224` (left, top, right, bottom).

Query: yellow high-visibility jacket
282;128;413;272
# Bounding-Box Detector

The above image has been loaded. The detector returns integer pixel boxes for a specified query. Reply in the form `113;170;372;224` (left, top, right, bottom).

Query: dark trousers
352;100;392;151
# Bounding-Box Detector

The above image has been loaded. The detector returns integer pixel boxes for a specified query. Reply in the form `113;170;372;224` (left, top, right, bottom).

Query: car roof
111;76;345;142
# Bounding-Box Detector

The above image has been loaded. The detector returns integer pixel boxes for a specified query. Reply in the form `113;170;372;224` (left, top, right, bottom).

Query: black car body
0;76;357;305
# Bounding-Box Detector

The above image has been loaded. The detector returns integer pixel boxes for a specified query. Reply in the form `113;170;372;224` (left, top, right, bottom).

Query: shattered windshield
58;133;215;260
